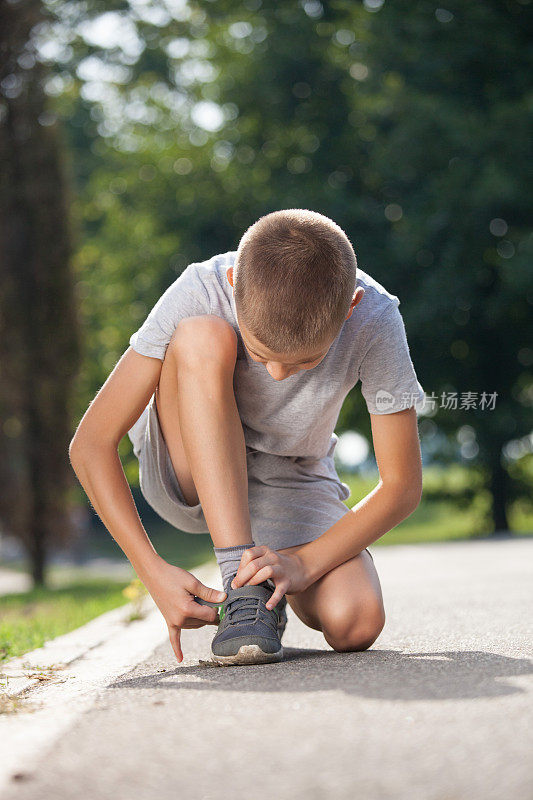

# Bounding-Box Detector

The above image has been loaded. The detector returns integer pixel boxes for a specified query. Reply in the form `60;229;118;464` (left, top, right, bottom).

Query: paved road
4;539;533;800
0;559;134;596
0;567;31;596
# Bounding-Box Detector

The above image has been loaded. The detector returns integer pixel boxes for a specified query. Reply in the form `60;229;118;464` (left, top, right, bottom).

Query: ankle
214;542;255;592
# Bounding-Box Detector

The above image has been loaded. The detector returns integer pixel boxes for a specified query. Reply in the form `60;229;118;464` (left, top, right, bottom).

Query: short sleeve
129;263;211;361
358;302;425;415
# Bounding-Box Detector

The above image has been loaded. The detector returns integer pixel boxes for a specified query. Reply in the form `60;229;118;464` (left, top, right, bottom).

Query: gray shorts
127;393;354;552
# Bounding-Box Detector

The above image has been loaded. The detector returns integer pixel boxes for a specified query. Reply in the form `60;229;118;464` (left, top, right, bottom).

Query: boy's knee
322;601;385;653
168;315;238;370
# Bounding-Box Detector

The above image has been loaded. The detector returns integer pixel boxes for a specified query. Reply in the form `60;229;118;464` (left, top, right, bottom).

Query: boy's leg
279;545;385;652
153;314;283;664
154;314;253;549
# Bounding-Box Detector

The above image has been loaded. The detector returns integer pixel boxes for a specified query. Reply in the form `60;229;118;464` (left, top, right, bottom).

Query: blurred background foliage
1;0;532;589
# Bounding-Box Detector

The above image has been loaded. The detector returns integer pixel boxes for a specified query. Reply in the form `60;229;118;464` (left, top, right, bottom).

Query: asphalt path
4;538;532;800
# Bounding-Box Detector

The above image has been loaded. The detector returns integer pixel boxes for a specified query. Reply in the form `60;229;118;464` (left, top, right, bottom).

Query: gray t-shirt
128;250;424;459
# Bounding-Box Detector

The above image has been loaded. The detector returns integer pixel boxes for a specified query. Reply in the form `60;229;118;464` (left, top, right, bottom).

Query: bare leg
278;545;386;651
154;315;253;548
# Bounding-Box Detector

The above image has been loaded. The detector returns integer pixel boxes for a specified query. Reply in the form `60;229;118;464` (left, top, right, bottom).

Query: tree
360;0;533;531
33;0;532;534
0;0;82;584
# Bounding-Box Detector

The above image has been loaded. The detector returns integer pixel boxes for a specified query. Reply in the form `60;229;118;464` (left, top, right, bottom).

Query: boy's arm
292;405;422;586
69;347;162;576
69;346;225;661
232;406;422;606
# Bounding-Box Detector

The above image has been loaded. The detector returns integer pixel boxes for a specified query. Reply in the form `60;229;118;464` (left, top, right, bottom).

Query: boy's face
227;267;364;381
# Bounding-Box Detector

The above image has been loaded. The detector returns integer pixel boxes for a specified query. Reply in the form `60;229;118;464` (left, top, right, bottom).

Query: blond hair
234;209;357;352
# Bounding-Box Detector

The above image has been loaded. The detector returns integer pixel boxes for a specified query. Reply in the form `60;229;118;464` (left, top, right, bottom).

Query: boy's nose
266;362;294;381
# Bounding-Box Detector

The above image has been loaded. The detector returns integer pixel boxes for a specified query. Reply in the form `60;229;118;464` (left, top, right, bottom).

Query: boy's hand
142;558;226;663
231;545;307;609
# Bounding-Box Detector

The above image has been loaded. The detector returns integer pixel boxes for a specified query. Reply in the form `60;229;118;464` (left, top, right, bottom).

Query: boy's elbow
69;426;118;465
384;478;422;516
69;428;99;465
401;482;422;515
69;434;86;467
406;485;422;513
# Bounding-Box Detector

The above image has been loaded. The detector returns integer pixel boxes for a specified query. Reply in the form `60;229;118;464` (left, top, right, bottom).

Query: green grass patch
0;580;130;663
0;528;217;664
508;498;533;533
376;498;488;545
338;464;532;545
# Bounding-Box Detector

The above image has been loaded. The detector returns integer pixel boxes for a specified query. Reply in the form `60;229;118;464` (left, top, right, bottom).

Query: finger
239;545;269;567
266;582;288;611
193;597;220;608
245;564;276;587
190;579;226;604
168;626;183;663
182;617;214;629
185;600;219;625
232;554;276;588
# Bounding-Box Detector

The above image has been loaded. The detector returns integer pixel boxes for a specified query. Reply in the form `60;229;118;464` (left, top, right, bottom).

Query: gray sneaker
276;593;288;639
194;589;287;639
210;583;284;666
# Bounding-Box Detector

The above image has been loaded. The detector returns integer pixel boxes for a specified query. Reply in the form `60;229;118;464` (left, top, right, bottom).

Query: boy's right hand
142;558;226;663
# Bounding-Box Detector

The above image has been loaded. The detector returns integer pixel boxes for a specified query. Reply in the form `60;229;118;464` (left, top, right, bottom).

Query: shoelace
224;595;279;633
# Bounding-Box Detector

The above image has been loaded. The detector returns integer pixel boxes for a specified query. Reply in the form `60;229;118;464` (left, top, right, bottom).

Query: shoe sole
211;644;284;666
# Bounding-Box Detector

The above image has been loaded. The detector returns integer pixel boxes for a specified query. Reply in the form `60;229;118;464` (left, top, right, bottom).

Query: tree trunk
0;0;82;587
488;450;511;535
28;523;46;586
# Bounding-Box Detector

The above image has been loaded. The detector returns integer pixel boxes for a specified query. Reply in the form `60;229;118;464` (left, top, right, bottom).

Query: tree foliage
3;0;531;559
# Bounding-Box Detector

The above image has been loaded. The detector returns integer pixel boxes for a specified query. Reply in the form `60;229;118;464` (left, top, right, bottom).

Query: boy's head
227;209;364;381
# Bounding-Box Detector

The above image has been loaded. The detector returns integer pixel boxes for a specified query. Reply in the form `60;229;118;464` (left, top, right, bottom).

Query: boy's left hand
231;545;308;609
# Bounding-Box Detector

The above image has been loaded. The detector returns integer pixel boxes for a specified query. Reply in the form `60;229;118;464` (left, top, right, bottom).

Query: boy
69;209;424;666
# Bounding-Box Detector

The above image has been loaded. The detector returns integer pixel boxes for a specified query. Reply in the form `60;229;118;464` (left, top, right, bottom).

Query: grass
338;464;533;545
0;527;217;665
0;579;130;663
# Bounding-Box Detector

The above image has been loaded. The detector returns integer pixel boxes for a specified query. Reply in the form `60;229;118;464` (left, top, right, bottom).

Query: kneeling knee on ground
321;601;385;653
168;315;238;373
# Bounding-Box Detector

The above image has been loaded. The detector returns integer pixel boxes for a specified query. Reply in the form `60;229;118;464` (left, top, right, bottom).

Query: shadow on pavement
111;647;532;701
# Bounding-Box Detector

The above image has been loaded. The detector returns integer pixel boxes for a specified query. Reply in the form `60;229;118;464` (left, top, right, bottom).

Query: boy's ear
345;287;365;320
226;266;234;288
